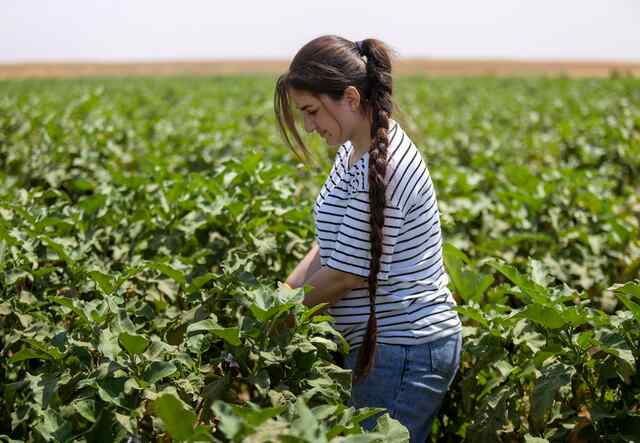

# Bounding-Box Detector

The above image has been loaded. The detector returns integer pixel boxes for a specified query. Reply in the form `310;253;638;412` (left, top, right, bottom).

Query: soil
1;59;638;80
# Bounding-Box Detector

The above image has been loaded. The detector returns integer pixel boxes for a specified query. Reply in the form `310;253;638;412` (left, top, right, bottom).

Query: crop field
0;75;639;442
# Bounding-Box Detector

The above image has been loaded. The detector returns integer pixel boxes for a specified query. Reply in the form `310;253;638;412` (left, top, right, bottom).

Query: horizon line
2;56;640;66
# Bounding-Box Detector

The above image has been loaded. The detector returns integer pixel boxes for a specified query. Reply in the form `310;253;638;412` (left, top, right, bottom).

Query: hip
343;328;463;381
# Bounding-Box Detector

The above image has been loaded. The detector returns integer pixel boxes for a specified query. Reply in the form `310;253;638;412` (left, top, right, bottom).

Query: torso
313;120;461;347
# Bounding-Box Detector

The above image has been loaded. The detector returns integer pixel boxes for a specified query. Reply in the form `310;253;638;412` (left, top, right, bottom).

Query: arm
274;263;365;336
286;242;367;293
285;243;367;313
301;266;367;313
285;241;322;288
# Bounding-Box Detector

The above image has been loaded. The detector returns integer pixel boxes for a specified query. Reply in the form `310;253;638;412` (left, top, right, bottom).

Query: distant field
1;58;639;79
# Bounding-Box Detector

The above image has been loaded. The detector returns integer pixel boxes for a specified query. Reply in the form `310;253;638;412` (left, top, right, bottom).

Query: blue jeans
344;330;462;443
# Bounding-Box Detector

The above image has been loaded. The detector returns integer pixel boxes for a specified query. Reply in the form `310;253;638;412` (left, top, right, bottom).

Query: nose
303;115;317;134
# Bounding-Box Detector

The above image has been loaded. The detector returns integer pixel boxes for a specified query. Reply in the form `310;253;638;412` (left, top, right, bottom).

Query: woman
274;35;462;443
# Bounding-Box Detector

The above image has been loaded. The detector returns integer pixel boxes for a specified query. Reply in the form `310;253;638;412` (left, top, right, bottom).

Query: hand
270;312;296;337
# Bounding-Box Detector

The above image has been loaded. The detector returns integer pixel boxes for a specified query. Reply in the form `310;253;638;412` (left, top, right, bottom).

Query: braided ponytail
352;39;394;384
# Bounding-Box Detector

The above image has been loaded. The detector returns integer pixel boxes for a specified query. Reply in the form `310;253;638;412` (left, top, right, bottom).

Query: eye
308;110;318;116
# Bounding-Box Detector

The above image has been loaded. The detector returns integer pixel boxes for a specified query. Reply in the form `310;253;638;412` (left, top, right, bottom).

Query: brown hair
274;35;397;383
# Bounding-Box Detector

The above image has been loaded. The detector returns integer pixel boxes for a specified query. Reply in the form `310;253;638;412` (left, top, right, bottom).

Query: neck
349;117;395;163
349;122;373;162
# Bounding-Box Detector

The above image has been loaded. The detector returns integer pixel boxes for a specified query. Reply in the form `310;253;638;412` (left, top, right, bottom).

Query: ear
343;86;361;111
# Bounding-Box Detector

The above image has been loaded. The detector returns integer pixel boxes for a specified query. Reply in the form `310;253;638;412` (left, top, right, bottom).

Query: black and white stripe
313;120;461;348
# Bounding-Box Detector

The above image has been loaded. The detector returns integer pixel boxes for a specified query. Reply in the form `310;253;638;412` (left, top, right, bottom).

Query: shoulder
383;122;428;208
346;122;429;209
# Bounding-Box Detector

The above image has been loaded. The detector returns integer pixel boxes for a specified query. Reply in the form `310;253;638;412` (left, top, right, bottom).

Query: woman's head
274;35;397;383
274;35;396;165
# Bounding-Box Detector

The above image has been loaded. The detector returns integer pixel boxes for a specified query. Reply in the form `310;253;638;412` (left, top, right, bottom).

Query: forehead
289;88;322;110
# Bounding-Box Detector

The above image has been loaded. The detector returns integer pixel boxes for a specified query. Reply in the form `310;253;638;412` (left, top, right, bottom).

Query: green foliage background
0;75;639;442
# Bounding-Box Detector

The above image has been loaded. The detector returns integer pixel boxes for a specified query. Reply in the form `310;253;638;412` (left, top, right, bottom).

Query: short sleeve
324;185;405;281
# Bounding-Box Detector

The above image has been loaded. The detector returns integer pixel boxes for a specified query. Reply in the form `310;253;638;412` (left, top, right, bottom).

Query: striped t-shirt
313;119;461;349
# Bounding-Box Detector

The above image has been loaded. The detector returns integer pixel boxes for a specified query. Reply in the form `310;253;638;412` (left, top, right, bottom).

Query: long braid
353;39;393;384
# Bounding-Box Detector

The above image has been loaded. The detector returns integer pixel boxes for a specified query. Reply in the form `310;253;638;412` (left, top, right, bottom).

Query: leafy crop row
0;75;639;442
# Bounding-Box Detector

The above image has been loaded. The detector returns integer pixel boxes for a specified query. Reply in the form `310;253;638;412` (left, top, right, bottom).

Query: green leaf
48;296;90;323
373;413;410;442
99;328;120;360
116;309;138;334
211;401;243;440
494;360;515;378
88;270;114;294
186;334;209;354
96;377;127;408
149;262;186;285
289;397;323;441
72;399;96;423
69;178;95;191
85;407;128;442
8;347;52;363
599;332;636;372
242;286;299;322
143;361;177;384
186;318;219;335
467;385;514;442
230;403;286;428
0;302;10;316
516;304;566;329
23;338;64;360
249;233;277;257
454;305;489;327
186;272;217;293
561;305;590;328
528;260;553;287
153;392;211;441
211;327;241;347
186;317;239;346
610;281;640;322
310;336;338;352
41;236;74;266
443;243;494;302
115;412;136;435
187;316;246;346
492;262;550;305
118;332;149;355
77;193;107;215
301;303;329;323
9;338;64;362
512;323;546;353
531;360;575;431
35;408;72;442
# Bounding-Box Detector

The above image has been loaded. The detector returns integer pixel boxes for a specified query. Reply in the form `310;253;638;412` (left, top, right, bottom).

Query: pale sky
1;0;639;63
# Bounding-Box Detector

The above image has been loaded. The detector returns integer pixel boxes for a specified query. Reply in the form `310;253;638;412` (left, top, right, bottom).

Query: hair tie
355;40;365;56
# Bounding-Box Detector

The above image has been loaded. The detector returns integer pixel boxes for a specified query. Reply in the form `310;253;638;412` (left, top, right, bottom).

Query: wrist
282;282;294;290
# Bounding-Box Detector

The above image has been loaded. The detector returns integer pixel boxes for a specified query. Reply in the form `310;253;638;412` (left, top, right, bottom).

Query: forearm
300;266;353;313
285;241;321;288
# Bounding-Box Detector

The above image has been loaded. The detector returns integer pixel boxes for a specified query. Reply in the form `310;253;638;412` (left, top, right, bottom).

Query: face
289;87;361;148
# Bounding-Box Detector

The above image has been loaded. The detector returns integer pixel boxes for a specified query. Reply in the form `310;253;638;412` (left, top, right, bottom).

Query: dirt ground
1;59;639;80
